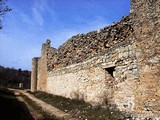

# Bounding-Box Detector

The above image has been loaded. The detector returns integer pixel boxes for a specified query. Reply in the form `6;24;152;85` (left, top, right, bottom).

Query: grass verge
29;91;123;120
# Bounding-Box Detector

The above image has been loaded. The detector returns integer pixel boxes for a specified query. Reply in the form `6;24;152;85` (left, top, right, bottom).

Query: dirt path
0;88;34;120
10;89;78;120
16;94;44;120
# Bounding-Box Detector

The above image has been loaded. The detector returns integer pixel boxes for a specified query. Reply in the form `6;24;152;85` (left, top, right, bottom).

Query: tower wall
131;0;160;36
31;57;39;92
37;39;57;91
130;0;160;116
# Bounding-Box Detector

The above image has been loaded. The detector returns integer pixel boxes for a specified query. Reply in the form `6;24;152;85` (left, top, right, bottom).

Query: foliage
0;65;31;89
0;85;15;96
0;0;12;29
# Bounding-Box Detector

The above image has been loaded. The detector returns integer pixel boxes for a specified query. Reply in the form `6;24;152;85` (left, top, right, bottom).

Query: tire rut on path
10;89;78;120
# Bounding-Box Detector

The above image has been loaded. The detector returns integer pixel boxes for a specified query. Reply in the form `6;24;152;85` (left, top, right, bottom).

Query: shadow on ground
0;87;34;120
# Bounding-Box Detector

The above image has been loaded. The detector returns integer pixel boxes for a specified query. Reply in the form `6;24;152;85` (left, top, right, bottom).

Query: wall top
130;0;159;17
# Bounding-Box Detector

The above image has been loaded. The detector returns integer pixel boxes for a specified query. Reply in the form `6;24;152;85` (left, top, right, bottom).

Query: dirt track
0;89;34;120
10;89;78;120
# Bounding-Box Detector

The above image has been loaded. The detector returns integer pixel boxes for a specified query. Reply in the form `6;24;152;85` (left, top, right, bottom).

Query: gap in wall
105;67;115;78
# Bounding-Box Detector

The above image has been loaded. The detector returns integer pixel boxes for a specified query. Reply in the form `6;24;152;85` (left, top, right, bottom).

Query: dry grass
21;94;58;120
29;91;123;120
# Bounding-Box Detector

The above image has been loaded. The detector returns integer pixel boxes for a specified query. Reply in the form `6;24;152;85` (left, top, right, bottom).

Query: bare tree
0;0;12;29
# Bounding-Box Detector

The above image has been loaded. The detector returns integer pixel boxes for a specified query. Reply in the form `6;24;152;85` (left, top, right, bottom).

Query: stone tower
130;0;160;116
31;57;39;92
131;0;159;36
36;39;51;91
31;39;57;92
130;0;159;17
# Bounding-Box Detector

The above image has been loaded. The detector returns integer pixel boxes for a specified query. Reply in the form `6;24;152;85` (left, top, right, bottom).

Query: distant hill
0;66;31;89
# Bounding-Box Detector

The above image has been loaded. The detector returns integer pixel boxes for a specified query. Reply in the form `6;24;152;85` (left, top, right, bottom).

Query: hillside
0;66;31;89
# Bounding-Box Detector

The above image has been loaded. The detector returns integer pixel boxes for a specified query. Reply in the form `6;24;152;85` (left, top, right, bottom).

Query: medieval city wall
47;39;139;111
31;0;160;118
130;0;160;115
48;16;133;70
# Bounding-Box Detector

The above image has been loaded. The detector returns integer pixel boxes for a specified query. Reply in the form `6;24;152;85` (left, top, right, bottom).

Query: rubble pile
50;16;134;70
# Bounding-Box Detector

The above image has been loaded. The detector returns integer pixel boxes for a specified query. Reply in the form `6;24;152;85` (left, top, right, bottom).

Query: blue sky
0;0;130;70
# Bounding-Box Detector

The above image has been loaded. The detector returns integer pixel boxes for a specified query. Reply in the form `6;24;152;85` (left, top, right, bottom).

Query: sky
0;0;130;70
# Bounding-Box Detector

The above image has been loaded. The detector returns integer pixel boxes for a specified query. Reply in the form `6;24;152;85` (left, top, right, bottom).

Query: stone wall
36;40;57;91
47;39;139;111
46;16;134;70
31;0;160;119
31;57;39;92
130;0;160;117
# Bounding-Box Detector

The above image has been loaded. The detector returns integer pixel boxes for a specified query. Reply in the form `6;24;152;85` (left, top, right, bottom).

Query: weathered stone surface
31;57;39;92
31;0;160;119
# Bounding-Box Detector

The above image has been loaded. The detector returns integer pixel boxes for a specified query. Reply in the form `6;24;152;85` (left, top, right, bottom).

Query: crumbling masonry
31;0;160;118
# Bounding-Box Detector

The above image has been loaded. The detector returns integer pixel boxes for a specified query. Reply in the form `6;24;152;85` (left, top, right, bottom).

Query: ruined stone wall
130;0;160;117
131;0;159;42
47;39;139;112
46;16;134;70
36;40;57;91
31;0;160;119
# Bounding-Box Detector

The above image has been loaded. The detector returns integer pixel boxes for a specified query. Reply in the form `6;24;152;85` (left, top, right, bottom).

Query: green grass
29;91;123;120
